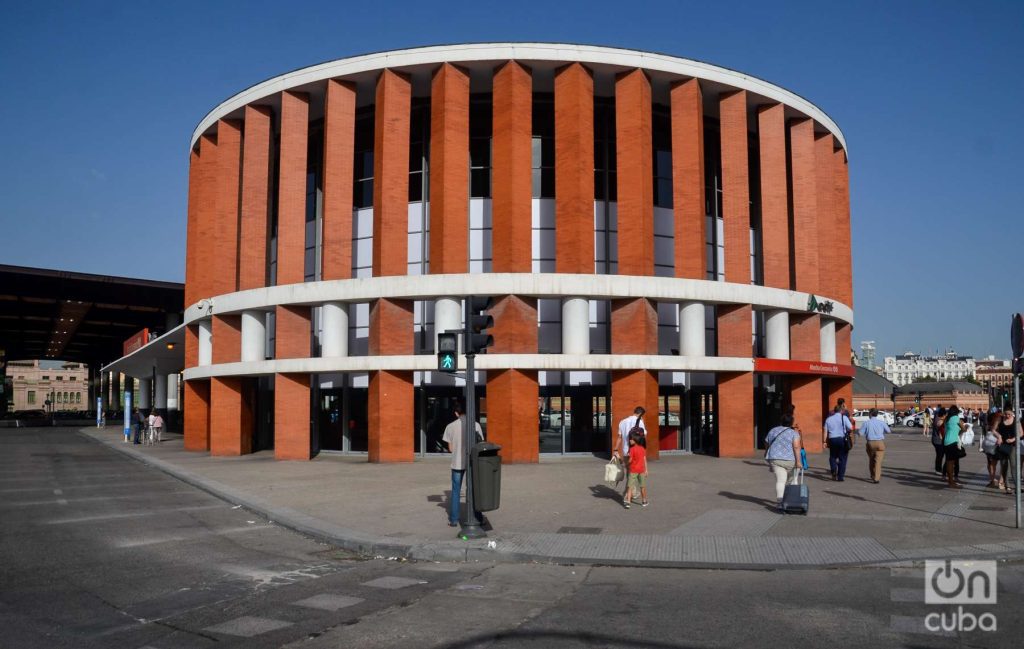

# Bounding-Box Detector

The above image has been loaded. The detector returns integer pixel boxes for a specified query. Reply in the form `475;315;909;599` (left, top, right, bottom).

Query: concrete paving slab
203;615;292;637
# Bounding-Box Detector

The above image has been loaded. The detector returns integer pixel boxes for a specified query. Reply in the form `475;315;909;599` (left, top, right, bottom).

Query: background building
6;360;88;412
852;365;895;411
883;350;976;386
893;381;987;412
180;43;853;462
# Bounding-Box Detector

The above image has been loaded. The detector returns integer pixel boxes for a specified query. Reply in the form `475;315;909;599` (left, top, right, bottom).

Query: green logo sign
806;295;835;314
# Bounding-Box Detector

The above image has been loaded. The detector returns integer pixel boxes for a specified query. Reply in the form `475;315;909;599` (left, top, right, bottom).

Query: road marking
115;524;272;548
56;499;67;505
44;504;227;525
890;588;923;602
204;616;292;637
361;576;428;590
53;489;63;495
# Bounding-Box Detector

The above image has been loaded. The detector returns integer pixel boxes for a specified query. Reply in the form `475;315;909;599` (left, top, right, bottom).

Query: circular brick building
182;43;853;463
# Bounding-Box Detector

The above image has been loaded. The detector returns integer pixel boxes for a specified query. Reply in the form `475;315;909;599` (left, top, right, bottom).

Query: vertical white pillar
320;302;349;357
765;310;791;360
820;318;837;364
137;378;151;410
241;310;267;362
435;298;462;354
679;301;706;357
166;374;179;410
562;297;590;355
154;373;168;409
198;319;213;366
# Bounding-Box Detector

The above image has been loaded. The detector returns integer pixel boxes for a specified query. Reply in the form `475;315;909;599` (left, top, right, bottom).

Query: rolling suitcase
781;467;809;514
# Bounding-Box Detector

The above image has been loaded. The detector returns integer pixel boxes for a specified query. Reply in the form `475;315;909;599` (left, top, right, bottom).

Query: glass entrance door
688;387;717;455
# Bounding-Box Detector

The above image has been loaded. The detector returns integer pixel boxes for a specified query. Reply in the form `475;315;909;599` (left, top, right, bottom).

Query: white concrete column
679;301;706;357
435;298;462;354
154;374;168;409
137;378;151;410
820;318;837;364
197;319;213;366
562;297;590;355
241;310;267;362
167;374;179;411
320;302;349;357
765;310;791;360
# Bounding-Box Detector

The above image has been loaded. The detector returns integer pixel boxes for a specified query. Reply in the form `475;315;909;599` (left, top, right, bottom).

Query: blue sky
1;0;1021;360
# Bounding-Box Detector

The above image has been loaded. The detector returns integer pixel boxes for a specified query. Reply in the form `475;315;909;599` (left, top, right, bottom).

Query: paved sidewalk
80;427;1024;569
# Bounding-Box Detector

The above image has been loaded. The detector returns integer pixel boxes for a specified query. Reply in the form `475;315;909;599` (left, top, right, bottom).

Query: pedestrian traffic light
465;296;494;355
437;332;458;373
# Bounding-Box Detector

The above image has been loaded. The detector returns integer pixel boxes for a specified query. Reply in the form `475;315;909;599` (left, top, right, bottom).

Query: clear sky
1;0;1021;360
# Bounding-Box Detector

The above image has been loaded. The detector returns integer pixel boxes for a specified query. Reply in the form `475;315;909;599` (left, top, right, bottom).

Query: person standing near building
442;402;483;527
923;406;933;438
764;413;801;510
994;407;1023;494
622;430;649;509
930;406;947;475
132;407;144;445
613;406;647;500
823;405;853;481
943;406;966;489
858;408;891;483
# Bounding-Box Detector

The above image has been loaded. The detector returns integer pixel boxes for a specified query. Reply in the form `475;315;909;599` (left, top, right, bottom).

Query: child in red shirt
623;430;648;508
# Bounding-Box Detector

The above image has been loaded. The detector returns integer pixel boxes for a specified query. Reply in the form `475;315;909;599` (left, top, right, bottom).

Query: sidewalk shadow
822;488;1008;528
718;491;778;513
590;484;624;503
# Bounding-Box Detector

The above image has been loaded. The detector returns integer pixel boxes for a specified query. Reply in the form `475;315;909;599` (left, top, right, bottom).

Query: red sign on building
754;358;856;378
123;329;150;356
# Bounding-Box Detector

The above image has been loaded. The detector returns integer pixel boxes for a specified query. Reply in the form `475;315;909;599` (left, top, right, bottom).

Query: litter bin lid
472;441;502;453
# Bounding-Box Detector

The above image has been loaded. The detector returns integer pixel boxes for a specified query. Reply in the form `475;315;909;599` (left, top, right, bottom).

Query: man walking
442;402;483;528
823;405;854;481
858;408;891;483
613;406;647;500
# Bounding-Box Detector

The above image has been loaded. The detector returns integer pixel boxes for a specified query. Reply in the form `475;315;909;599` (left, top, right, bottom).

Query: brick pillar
554;63;594;274
366;69;414;463
183;379;210;452
815;133;836;300
492;61;532;274
791;314;821;362
836;322;852;367
193;133;218;306
790;118;819;295
239;104;272;290
611;298;660;459
184;148;200;306
826;376;854;424
322;79;355;281
368;299;413;462
488;61;539;463
486;296;538;462
833;148;853;308
717;303;753;457
274;90;312;460
275;305;311;459
671;79;705;280
790;376;824;453
210;315;251;455
213;119;242;295
758;103;790;290
720;90;749;284
429;63;470;274
612;69;658;457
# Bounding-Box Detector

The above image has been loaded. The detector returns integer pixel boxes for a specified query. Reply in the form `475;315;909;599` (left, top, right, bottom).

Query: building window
469;93;492;198
532;93;554;199
56;376;63;381
593;97;616;201
42;375;49;380
27;391;35;405
652;105;672;208
353;107;375;209
76;392;81;404
304;120;324;282
409;99;429;202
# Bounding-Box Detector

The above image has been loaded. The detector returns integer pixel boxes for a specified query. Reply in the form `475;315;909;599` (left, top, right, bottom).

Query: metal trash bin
471;441;502;512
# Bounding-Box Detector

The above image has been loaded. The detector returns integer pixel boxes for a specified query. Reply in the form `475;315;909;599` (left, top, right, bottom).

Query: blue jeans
133;423;142;444
449;469;482;525
827;437;849;479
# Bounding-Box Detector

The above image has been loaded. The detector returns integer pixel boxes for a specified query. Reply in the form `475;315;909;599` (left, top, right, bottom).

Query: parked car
852;410;895;426
901;412;924;427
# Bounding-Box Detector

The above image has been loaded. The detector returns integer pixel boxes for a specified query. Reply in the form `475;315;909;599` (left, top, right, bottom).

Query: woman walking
931;407;948;476
994;408;1023;494
764;413;802;512
943;406;966;489
983;411;1003;488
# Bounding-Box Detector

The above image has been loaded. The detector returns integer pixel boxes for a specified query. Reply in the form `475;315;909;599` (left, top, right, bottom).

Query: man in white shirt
442;402;483;528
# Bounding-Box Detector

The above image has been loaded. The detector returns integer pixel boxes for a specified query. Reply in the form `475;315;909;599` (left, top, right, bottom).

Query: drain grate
557;526;602;535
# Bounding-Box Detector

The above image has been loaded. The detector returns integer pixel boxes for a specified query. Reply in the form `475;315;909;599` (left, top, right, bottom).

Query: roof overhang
102;324;185;378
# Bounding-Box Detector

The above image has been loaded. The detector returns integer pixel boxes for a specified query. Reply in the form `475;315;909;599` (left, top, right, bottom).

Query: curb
80;429;1024;571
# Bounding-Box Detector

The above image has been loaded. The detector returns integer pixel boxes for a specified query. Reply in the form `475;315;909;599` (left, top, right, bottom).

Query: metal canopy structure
0;264;184;366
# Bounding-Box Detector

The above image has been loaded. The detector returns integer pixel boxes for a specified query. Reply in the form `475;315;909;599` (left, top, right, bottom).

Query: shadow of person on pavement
589;484;624;503
717;490;778;513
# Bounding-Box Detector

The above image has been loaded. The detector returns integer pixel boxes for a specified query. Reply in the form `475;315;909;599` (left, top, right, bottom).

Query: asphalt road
2;427;1023;649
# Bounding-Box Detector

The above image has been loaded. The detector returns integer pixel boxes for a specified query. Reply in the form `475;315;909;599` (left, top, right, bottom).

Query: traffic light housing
465;296;494;354
437;333;458;373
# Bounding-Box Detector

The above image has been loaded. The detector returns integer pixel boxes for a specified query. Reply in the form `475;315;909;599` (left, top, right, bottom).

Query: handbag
843;433;854;451
956;443;968;459
604;456;624;484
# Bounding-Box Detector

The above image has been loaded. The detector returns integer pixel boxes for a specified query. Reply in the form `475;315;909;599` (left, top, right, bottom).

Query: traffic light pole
459;349;486;539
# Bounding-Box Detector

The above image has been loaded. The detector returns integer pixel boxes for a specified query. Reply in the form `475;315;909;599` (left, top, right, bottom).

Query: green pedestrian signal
437;333;458;373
